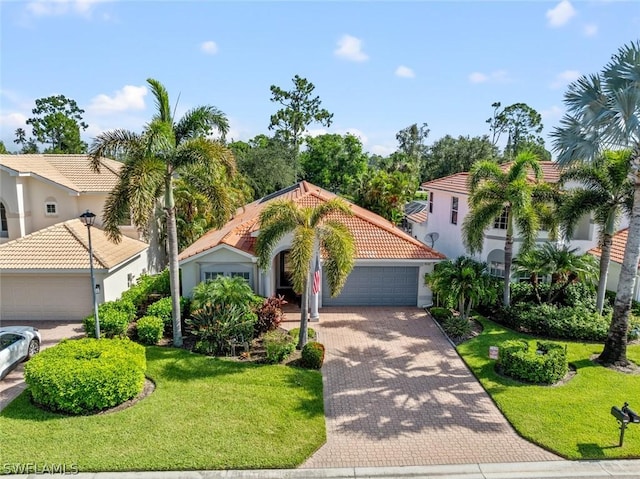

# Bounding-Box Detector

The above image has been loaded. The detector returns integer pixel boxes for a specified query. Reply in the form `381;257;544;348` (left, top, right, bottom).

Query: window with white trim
450;196;459;225
428;192;434;214
45;202;57;216
489;261;506;278
204;272;225;281
493;208;508;230
0;202;7;238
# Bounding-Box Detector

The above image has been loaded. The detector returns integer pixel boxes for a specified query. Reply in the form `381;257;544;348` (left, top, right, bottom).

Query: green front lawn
458;317;640;459
0;347;324;472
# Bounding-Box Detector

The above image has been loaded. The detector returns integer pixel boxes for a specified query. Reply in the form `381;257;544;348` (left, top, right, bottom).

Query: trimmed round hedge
301;342;325;369
24;338;146;415
497;339;568;385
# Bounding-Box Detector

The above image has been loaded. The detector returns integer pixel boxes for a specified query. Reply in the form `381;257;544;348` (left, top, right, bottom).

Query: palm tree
425;256;496;320
463;151;556;306
537;243;598;303
89;78;238;347
559;150;633;313
256;198;356;348
512;249;553;304
551;41;640;366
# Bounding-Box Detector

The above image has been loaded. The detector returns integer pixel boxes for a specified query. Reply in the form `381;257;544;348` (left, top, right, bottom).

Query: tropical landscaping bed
455;316;640;460
0;346;324;472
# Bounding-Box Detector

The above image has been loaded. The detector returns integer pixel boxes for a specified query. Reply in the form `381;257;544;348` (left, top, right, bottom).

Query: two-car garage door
321;266;419;306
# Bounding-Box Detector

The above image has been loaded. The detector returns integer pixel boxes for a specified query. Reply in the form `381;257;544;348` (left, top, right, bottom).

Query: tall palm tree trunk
165;175;183;347
596;224;614;314
298;281;309;350
503;212;514;307
599;170;640;366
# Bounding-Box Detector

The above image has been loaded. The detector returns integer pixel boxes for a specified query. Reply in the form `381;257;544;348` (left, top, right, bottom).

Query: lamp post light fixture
80;209;100;339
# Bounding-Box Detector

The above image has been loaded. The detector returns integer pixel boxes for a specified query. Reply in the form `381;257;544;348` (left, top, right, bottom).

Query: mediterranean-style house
413;161;602;277
179;181;446;316
0;154;149;321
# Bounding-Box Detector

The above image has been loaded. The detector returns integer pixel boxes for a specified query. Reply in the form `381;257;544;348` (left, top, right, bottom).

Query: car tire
26;339;40;360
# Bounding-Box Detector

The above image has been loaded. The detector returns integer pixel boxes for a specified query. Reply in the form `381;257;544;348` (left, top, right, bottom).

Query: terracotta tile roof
0;219;148;270
419;161;560;195
179;181;445;262
0;154;122;193
588;228;633;266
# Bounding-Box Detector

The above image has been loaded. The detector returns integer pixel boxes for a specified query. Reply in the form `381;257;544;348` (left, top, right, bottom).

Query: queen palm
551;41;640;366
256;198;355;348
559;150;633;313
463;151;556;307
89;78;238;347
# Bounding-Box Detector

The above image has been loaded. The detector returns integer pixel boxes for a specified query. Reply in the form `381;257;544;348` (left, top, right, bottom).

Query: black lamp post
80;210;100;339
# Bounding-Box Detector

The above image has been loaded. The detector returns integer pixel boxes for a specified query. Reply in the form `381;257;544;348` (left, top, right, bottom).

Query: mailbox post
611;402;640;446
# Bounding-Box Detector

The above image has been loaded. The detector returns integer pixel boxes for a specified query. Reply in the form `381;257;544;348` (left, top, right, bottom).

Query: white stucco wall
604;262;640;303
422;190;470;260
102;250;150;302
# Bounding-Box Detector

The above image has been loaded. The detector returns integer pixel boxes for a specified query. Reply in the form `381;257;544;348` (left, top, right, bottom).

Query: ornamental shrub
146;296;190;330
187;303;256;355
263;329;296;364
24;338;146;415
83;301;133;338
191;276;260;311
301;342;325;369
498;339;568;385
429;307;452;323
442;316;472;340
254;295;287;335
136;316;164;345
120;270;171;309
289;327;316;341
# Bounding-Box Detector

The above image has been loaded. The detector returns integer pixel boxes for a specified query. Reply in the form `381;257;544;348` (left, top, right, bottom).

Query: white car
0;326;41;379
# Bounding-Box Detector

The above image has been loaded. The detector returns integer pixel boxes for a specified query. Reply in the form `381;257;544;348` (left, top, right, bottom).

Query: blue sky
1;0;638;157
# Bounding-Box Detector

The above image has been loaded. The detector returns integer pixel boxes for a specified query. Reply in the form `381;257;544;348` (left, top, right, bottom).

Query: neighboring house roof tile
179;181;445;262
419;161;560;195
0;154;122;193
588;228;633;266
0;219;148;270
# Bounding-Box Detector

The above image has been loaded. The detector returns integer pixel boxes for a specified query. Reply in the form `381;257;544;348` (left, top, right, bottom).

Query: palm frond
174;106;229;144
147;78;172;123
468;160;503;192
173;137;236;175
462;202;503;253
318;221;356;296
255;200;301;269
309;198;353;226
88;129;141;171
288;227;315;293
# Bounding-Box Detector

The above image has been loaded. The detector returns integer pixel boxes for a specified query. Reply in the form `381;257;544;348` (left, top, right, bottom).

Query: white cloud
541;105;564;122
0;112;29;136
200;41;218;55
304;128;328;139
395;66;415;79
343;128;369;145
370;144;395;156
546;0;576;27
87;85;147;115
550;70;581;89
468;70;510;84
26;0;107;17
583;23;598;36
334;34;369;62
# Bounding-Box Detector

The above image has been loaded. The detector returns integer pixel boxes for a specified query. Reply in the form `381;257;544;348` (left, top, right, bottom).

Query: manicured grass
0;347;324;472
458;317;640;459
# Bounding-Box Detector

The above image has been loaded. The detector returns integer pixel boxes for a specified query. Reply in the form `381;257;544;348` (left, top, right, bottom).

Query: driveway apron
301;307;561;468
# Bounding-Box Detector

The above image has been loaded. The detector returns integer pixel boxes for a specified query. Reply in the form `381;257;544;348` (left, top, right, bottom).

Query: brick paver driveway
301;307;561;468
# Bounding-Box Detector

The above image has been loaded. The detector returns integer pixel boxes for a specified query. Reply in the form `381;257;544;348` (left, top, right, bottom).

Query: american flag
312;256;321;295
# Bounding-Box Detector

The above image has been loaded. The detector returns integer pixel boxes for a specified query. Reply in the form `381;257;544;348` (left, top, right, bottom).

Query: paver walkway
301;307;561;468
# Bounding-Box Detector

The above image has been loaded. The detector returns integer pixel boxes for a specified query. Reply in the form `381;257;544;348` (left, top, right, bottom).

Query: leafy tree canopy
300;133;368;194
422;134;499;182
17;95;88;154
487;102;546;160
230;135;297;200
0;141;9;154
352;169;418;225
268;75;333;156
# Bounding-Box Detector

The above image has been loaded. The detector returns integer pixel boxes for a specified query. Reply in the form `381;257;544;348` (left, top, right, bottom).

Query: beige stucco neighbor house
0;154;150;321
179;181;446;315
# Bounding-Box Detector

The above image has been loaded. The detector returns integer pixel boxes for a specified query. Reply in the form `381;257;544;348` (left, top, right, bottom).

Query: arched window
0;203;8;238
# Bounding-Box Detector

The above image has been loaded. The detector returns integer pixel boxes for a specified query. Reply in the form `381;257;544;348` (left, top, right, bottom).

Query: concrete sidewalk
5;460;640;478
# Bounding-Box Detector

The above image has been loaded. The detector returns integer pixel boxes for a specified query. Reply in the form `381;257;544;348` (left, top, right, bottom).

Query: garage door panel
1;275;92;321
322;266;418;306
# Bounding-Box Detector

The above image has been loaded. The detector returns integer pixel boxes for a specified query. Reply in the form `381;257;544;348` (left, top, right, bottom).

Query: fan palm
551;41;640;366
559;150;633;312
89;78;238;347
463;151;556;306
256;198;356;348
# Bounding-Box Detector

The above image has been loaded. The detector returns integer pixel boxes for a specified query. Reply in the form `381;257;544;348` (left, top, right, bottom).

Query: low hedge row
136;316;164;345
263;330;296;364
83;299;136;338
498;339;568;385
24;338;146;415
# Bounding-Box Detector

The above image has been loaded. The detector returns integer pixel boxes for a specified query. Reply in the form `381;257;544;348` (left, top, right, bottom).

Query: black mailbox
623;403;640;423
612;406;629;423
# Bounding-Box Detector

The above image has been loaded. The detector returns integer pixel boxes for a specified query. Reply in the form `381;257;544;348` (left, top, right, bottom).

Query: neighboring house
179;181;445;311
588;228;640;302
402;200;430;244
0;154;138;243
0;219;149;321
417;161;600;276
